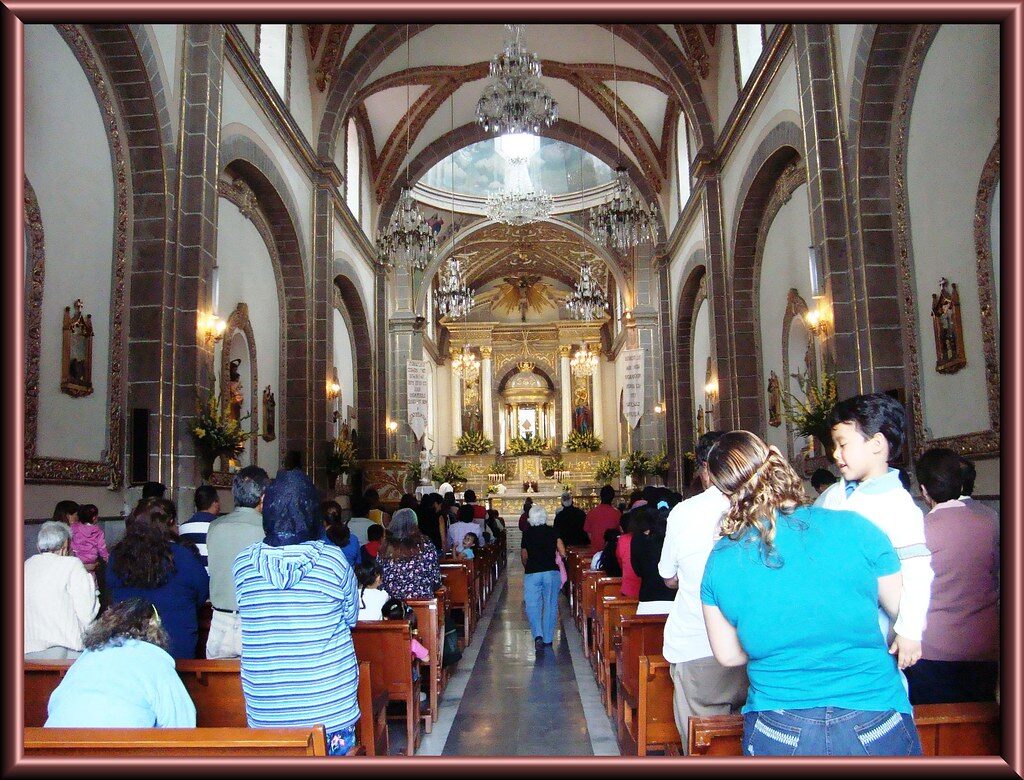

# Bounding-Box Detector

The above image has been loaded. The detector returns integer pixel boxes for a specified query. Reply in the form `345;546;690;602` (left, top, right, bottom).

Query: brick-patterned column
793;24;865;398
309;182;334;486
700;174;735;429
373;268;388;459
657;259;680;484
168;24;225;505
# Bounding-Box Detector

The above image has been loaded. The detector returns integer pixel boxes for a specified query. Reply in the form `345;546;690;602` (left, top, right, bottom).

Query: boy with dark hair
810;467;838;496
359;524;385;567
178;485;220;573
819;392;934;671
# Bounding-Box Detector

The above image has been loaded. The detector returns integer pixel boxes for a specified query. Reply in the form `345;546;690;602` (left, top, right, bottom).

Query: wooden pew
578;570;603;652
595;596;638;715
565;546;592;623
24;725;334;757
687;700;1001;756
27;659;386;756
351;620;420;756
585;575;622;662
406;589;446;734
440;563;475;647
615;615;672;755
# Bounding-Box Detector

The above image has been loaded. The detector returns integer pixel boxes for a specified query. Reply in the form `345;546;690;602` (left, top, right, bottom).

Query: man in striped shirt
178;485;220;573
233;469;361;755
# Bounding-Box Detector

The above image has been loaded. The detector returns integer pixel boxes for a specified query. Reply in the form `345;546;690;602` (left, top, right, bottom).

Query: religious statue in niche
60;299;94;397
462;372;482;435
225;359;244;424
262;385;276;442
695;405;706;438
767;370;782;428
931;277;967;374
572;380;592;434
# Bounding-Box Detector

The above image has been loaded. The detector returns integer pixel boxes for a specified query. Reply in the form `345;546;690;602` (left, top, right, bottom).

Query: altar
488;489;600;519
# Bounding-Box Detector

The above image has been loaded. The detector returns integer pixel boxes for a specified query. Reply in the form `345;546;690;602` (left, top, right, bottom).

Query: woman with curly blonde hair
699;431;921;756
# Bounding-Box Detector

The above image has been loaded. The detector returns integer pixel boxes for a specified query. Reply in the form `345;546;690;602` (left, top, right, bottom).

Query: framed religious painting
931;277;967;373
60;298;94;397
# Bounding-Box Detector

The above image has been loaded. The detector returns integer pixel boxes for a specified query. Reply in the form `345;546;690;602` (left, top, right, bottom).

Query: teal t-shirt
700;505;910;715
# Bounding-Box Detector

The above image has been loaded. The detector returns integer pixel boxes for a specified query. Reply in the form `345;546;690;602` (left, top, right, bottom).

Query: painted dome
503;362;551;403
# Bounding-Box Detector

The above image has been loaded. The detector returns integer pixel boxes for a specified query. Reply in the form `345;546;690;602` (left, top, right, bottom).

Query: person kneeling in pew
45;598;196;728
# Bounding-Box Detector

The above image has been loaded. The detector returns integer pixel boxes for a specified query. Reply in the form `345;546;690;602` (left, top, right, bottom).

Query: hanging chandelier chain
611;25;621;164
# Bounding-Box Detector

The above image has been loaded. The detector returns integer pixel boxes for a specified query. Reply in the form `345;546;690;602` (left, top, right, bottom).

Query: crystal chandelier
589;168;659;251
565;261;608;321
476;24;558;135
376;187;437;270
587;26;659;251
570;343;600;377
436;253;474;319
486;132;552;225
451;345;480;379
375;26;436;271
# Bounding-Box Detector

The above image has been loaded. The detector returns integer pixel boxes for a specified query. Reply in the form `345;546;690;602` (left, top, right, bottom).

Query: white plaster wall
835;24;861;132
148;24;181;118
719;49;802;255
289;24;314;147
332;217;377;339
690;299;711;433
668;210;707;324
434;361;452;457
907;24;999;440
758;183;813;453
25;25;115;462
239;24;257;52
221;67;312;272
215;199;282;476
332;308;356;425
717;27;740;130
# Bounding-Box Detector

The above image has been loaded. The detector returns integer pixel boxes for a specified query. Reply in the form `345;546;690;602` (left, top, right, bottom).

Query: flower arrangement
564;430;602;452
489;458;511;479
593;456;620;484
625;449;654;479
431;460;468;486
456;430;493;455
506;435;549;455
782;370;838;451
541;455;565;477
326;435;357;476
191;391;252;455
649;450;670;477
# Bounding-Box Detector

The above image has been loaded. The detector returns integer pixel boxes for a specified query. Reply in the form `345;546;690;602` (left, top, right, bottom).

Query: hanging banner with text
622;348;645;429
407;360;430;441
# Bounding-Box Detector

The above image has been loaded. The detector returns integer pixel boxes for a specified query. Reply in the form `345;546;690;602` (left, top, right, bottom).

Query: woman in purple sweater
907;448;999;704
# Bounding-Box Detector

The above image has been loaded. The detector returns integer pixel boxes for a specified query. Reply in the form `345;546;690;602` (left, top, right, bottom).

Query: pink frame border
4;2;1020;776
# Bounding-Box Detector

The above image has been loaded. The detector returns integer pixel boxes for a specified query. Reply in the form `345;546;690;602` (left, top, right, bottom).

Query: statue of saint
767;371;782;428
226;359;243;424
419;448;435;485
262;385;276;442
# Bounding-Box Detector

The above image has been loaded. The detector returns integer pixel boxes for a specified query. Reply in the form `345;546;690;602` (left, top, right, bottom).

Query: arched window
257;24;290;102
676;113;691;210
734;24;765;86
346;117;361;221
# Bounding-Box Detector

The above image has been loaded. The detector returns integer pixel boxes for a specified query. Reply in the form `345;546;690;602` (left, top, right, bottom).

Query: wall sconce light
653;380;666;414
386;419;398;435
704;377;719;416
622;310;635;323
807;245;824;299
803;299;832;338
198;312;227;345
326;367;341;401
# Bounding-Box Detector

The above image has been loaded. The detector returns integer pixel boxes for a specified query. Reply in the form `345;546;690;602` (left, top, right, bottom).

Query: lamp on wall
386;419;398;435
653;380;666;414
326;367;341;401
198;312;227;345
804;244;832;338
704;377;719;411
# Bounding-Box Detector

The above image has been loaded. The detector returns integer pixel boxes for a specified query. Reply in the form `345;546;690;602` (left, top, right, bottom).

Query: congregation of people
24;390;999;757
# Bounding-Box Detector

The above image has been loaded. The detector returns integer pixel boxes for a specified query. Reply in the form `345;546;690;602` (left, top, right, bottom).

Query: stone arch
71;24;176;485
220;136;311;459
220;302;260;465
728;120;804;434
23;176;45;464
333;273;376;459
673;257;707;463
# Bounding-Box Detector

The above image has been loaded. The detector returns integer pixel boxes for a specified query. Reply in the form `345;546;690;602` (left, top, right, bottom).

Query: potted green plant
782;370;838;455
564;430;602;452
541;455;565;478
190;391;254;481
431;460;468;488
648;450;670;483
625;449;653;482
456;430;493;455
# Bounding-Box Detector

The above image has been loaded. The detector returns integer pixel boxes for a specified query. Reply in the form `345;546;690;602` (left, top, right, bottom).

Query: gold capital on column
558;344;572;358
481;346;493;359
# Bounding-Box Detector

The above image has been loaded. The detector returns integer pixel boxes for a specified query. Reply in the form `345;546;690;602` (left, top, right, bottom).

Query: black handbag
441;619;462;668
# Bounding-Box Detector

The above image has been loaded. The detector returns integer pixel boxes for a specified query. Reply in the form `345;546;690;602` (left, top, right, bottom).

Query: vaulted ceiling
306;24;718;210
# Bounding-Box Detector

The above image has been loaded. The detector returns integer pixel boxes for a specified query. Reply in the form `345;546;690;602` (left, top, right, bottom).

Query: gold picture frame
60;299;93;397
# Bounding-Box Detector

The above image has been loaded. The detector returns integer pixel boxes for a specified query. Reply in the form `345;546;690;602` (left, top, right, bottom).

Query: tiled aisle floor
422;548;619;757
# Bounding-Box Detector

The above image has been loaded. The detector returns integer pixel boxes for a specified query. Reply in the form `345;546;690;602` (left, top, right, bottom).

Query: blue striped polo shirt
232;540;361;732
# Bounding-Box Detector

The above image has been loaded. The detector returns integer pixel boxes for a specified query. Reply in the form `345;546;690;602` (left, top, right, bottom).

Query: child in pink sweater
70;504;108;579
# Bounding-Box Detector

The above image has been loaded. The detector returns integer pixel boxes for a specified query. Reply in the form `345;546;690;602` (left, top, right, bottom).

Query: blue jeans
524;569;560;644
742;707;923;756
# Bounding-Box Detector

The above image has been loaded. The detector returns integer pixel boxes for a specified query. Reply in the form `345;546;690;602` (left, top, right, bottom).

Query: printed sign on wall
407;360;430;441
622;348;645;429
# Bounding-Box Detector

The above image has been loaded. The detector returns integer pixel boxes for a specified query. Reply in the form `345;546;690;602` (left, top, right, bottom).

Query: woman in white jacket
24;521;99;659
